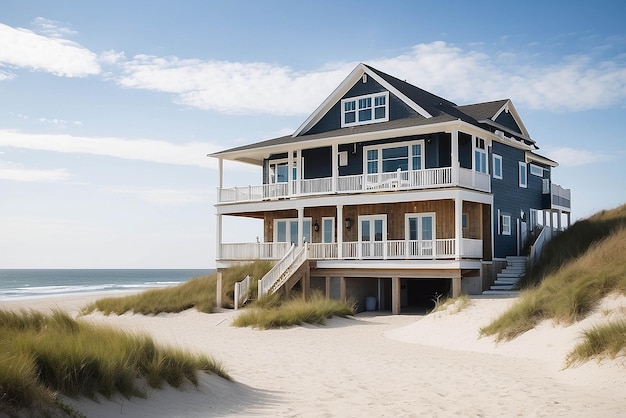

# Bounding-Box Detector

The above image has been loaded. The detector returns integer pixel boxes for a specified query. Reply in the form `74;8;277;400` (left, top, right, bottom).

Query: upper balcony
217;166;491;204
542;179;571;212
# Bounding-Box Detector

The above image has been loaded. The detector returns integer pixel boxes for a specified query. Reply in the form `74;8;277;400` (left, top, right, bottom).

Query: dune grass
232;292;355;329
0;309;229;417
481;204;626;346
83;260;273;315
432;294;470;314
566;319;626;366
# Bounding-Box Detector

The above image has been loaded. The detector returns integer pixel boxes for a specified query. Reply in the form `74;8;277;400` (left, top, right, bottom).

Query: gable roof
211;63;539;162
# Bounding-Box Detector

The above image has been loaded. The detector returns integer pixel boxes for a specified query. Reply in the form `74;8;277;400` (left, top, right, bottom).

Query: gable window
474;137;487;173
519;162;527;188
364;140;424;174
529;164;543;177
493;154;503;179
341;92;389;127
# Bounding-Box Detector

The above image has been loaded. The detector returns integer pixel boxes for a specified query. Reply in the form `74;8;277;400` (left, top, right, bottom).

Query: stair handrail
258;243;296;298
268;244;308;295
529;225;552;266
234;274;251;310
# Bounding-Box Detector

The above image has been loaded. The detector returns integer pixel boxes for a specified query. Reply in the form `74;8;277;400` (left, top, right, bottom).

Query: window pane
276;163;288;182
374;96;386;106
382;146;408;159
289;221;298;244
374;219;383;241
277;221;286;242
374;107;385;119
344;112;355;124
422;217;433;240
303;220;311;244
323;219;333;243
344;101;355;111
358;98;371;109
409;218;418;240
358;109;372;121
382;159;408;172
361;220;370;241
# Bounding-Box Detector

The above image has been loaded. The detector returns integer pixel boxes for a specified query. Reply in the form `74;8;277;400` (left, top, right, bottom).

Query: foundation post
216;272;223;309
392;277;401;315
340;277;346;302
325;276;331;298
451;274;462;298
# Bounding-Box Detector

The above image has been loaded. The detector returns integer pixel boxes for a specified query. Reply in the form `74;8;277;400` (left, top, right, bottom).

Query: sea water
0;269;214;301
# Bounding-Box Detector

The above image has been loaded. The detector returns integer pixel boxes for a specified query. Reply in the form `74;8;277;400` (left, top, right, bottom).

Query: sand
2;293;626;417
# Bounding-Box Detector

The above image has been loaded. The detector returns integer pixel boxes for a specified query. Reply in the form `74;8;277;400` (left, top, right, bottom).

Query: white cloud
0;162;71;182
32;17;77;38
112;41;626;114
99;49;126;65
0;23;100;77
0;129;218;168
542;146;613;167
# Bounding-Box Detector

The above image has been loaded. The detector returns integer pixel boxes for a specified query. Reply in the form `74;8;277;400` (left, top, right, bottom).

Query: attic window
341;92;389;127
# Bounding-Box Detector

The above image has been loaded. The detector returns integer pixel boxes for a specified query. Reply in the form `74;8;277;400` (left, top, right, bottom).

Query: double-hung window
492;154;503;179
474;137;487;173
519;162;528;188
499;213;511;235
341;92;389;127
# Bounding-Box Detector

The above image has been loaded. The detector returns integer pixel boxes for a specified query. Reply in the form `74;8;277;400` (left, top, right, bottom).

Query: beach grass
83;260;273;315
566;319;626;366
432;294;470;314
481;204;626;349
0;309;229;416
232;292;355;329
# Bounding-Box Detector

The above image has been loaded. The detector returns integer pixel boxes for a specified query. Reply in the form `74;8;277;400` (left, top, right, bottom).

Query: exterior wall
494;111;522;134
305;77;418;135
303;147;332;179
490;142;545;258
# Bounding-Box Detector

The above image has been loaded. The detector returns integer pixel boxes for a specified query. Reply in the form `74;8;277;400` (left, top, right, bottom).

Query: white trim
491;100;531;138
341;91;389;128
274;218;312;244
321;217;335;244
529;163;544;177
363;139;425;174
519;161;528;188
501;214;512;235
492;154;503;179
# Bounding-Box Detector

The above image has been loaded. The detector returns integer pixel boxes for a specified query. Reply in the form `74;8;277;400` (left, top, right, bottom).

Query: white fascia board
293;64;369;137
492;100;531;138
315;259;481;271
216;188;493;215
526;152;559;167
365;70;433;119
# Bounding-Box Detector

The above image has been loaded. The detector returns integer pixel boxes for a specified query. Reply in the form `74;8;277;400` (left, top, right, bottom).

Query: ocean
0;269;214;301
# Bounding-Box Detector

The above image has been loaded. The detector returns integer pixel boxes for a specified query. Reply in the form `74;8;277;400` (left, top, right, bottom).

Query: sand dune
3;293;626;417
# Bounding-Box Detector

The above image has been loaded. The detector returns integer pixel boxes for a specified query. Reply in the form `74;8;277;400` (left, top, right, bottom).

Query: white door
359;215;386;258
406;213;435;257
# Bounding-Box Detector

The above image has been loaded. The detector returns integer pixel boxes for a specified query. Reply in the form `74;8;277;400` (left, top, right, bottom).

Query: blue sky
1;1;625;268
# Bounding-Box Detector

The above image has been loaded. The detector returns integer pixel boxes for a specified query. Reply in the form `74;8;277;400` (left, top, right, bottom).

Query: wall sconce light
345;218;351;229
314;220;319;232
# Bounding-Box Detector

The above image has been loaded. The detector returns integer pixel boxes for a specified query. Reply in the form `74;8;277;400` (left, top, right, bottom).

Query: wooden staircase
258;244;310;298
482;256;527;295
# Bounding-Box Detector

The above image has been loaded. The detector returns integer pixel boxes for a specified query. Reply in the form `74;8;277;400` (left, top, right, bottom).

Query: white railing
258;244;296;298
267;244;309;295
218;166;491;203
459;168;491;192
308;243;338;259
224;238;484;261
529;225;552;266
234;275;251;310
551;183;571;210
219;242;291;260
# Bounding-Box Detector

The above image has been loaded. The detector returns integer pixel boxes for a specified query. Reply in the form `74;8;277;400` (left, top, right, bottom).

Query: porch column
451;130;459;186
566;212;571;229
325;276;331;298
455;197;462;260
217;158;223;189
451;273;462;298
337;204;343;259
340;277;346;302
392;277;401;315
295;149;302;195
216;213;223;260
332;143;338;193
557;209;562;231
297;207;304;245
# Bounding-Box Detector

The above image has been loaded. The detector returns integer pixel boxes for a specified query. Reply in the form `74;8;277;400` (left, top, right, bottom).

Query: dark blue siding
305;77;418;135
495;111;523;135
459;133;472;169
491;142;545;258
303;147;331;179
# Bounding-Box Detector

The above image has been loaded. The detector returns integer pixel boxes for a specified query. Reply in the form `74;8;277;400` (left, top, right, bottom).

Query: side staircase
258;244;310;298
482;256;527;296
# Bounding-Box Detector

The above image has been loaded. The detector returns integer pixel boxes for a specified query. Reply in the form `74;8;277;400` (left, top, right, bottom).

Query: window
364;140;424;174
501;214;511;235
406;213;436;256
274;219;311;245
341;92;389;127
462;213;468;229
519;162;527;188
322;217;334;243
530;164;543;177
493;154;503;179
474;137;487;173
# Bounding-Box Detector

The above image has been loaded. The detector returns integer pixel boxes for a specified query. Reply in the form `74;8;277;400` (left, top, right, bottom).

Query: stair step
494;280;518;285
498;273;524;279
482;290;520;296
491;285;516;291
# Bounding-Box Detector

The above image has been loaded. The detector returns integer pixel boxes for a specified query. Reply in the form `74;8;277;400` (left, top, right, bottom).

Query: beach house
211;63;571;314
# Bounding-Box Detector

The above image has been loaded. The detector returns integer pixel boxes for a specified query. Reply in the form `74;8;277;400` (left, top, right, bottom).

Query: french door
406;213;435;256
359;215;386;258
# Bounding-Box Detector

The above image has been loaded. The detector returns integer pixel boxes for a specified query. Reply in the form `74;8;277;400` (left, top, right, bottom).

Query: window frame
501;214;511;236
341;91;389;127
363;139;425;174
274;218;312;245
519;162;528;188
474;137;488;174
529;163;544;177
492;154;503;179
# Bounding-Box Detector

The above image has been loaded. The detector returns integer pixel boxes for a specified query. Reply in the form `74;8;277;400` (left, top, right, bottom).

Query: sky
0;1;625;268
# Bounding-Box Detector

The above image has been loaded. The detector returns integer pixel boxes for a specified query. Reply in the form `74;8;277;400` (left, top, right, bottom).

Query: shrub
566;320;626;366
